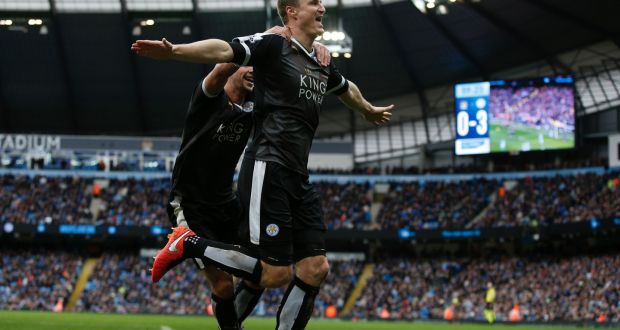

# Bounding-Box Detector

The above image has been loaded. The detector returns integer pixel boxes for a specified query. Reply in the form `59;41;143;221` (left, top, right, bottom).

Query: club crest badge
266;224;279;237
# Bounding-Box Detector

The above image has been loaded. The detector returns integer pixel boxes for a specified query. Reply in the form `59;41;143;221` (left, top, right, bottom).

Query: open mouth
244;76;254;88
315;16;323;22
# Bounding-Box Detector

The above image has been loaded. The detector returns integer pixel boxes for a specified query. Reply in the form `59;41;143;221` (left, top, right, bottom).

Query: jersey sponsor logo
299;72;327;105
213;122;246;143
265;224;279;237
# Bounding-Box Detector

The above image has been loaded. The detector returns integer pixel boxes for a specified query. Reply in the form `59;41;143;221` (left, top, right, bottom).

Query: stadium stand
2;248;618;323
317;182;373;230
0;250;83;311
2;169;618;230
476;173;620;228
349;254;620;323
376;179;499;230
75;253;211;314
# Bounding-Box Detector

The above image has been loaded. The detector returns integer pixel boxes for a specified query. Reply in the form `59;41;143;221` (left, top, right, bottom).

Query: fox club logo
266;224;279;237
240;101;254;113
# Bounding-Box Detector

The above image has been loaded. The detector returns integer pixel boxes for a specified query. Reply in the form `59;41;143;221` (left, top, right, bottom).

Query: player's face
235;66;254;92
295;0;325;38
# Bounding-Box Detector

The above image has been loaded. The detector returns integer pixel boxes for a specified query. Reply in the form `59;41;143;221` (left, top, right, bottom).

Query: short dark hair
277;0;299;24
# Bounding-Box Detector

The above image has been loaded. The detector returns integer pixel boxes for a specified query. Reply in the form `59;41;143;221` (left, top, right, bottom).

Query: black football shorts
237;158;327;266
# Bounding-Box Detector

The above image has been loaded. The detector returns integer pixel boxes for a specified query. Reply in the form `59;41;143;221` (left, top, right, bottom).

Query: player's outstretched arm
338;80;394;125
131;37;234;64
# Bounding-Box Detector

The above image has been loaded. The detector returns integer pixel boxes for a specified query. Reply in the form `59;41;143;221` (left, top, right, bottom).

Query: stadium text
0;134;61;151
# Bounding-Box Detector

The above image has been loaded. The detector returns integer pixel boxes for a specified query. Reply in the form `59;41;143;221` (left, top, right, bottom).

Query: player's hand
363;104;394;125
131;38;175;60
266;25;292;41
313;42;330;67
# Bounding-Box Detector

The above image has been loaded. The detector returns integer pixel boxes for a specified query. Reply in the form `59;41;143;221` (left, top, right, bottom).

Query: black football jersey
171;81;253;206
232;33;349;175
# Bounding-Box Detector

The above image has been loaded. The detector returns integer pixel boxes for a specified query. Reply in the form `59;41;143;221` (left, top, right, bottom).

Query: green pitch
1;311;616;330
489;123;573;153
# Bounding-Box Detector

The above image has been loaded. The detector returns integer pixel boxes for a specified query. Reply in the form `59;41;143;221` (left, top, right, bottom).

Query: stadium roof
0;0;618;137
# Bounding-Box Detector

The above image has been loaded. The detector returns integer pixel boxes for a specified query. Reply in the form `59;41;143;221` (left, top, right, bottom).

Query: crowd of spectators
3;249;618;324
475;173;620;228
313;259;363;316
377;179;499;230
75;253;210;314
95;178;169;227
350;254;620;323
0;250;83;311
382;157;606;175
316;182;373;230
0;175;93;225
1;170;618;230
0;249;361;318
0;175;374;230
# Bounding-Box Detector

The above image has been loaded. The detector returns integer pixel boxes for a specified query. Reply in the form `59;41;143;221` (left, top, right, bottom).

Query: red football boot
151;226;196;283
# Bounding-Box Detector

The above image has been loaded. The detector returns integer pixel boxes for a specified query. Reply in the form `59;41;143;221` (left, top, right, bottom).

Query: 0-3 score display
454;82;490;155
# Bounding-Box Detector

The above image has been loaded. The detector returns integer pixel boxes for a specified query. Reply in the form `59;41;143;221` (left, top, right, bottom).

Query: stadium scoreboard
454;77;575;156
454;82;491;155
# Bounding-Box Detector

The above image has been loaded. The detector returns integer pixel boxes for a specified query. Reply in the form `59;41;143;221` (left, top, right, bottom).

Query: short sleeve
187;81;225;117
325;62;349;95
231;33;284;67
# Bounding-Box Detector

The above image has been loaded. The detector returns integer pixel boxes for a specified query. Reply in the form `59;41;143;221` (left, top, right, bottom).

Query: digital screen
455;77;575;155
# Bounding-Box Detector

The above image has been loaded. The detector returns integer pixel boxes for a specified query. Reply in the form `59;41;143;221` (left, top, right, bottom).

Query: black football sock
234;281;265;323
211;293;240;330
183;236;262;284
276;276;319;330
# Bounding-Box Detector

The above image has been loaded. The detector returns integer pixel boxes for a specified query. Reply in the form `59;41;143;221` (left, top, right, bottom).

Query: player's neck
288;25;315;52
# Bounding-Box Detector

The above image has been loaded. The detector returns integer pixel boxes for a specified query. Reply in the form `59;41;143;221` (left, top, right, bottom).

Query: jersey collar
291;38;319;64
230;101;254;113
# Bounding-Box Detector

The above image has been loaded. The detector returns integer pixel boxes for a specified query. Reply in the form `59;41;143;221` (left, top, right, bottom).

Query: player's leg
234;280;265;323
153;160;294;288
169;197;240;330
188;159;295;288
276;184;328;330
156;195;197;273
184;226;294;288
291;186;329;287
276;256;327;330
204;200;243;330
203;265;239;330
168;195;189;228
234;158;295;290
